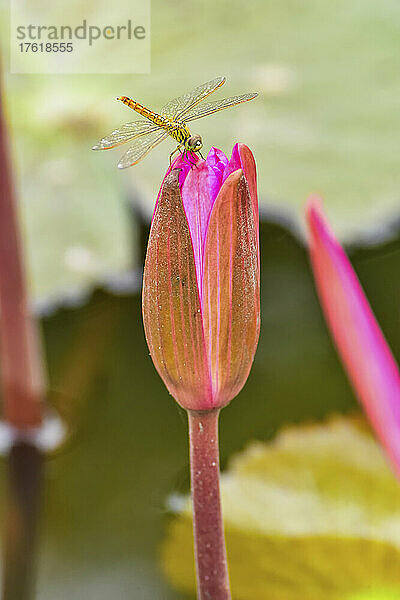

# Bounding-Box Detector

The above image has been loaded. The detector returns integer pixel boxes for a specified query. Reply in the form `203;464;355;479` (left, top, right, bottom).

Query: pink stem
0;73;44;428
188;409;231;600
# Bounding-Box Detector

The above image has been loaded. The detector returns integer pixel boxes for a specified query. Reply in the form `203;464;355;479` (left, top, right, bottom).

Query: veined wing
183;93;258;123
92;120;160;151
160;76;226;120
117;130;169;169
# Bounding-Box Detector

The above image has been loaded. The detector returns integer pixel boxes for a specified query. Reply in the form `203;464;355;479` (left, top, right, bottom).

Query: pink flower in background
307;198;400;478
142;144;260;411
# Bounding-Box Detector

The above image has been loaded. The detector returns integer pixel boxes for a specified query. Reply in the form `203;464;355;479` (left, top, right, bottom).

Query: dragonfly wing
92;120;160;150
117;130;169;169
183;93;258;122
160;76;226;120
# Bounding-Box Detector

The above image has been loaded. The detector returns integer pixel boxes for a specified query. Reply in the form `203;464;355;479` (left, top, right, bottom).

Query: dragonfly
92;76;258;169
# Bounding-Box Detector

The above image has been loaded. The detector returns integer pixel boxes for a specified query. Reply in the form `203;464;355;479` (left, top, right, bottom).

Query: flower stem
2;442;44;600
0;68;45;428
188;409;231;600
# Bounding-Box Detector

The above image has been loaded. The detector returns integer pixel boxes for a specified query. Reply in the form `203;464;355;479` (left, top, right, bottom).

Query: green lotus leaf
161;419;400;599
3;1;400;297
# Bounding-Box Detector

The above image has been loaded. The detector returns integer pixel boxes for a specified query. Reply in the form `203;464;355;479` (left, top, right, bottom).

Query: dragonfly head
186;134;203;154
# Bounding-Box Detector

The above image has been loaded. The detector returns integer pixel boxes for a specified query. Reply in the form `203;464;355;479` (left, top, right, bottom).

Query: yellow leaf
161;419;400;599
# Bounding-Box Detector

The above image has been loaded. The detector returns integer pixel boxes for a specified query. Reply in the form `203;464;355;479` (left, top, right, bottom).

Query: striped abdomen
118;96;169;128
118;96;191;143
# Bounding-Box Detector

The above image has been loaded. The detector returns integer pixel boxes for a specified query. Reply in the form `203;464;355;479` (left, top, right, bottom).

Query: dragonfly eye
187;134;203;152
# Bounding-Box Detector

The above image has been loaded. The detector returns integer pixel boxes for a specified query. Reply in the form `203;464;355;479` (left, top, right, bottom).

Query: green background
0;0;399;597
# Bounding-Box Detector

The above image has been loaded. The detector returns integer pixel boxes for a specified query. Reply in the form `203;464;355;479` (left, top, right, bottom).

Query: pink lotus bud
306;198;400;478
142;144;260;411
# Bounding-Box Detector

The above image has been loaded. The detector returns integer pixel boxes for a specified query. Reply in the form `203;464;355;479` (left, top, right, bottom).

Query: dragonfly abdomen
117;96;191;144
118;96;192;146
118;96;169;127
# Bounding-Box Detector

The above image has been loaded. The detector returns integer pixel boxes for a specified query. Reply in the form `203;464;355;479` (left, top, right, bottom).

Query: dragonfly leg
184;151;199;169
169;145;183;165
